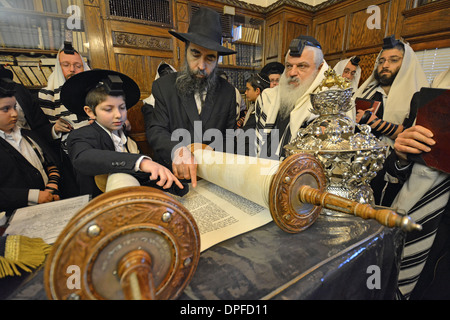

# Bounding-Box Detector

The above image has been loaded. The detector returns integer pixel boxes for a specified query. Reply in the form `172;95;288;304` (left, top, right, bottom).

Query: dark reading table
2;214;404;300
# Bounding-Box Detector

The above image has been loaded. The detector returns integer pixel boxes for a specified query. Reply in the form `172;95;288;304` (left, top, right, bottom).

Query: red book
355;97;381;114
413;87;450;173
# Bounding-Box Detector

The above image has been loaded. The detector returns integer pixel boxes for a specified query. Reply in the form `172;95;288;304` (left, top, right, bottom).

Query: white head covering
333;56;361;92
39;47;90;127
355;40;429;126
431;67;450;89
143;61;176;106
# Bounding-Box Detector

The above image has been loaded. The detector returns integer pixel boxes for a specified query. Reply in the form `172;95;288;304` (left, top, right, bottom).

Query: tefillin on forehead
350;56;360;66
99;75;125;96
289;35;322;57
382;35;403;50
0;77;15;96
63;41;77;55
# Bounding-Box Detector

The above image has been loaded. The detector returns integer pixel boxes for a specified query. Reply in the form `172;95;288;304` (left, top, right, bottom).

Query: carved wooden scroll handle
298;185;422;232
118;250;155;300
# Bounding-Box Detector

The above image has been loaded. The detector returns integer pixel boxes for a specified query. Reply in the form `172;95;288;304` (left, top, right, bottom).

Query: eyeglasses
377;56;403;65
343;68;356;76
60;62;83;69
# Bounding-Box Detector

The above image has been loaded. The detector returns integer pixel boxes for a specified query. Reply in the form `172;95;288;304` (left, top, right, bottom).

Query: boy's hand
140;159;184;190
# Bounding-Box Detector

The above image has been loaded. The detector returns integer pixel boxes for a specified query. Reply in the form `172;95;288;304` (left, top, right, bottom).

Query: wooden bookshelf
0;0;89;89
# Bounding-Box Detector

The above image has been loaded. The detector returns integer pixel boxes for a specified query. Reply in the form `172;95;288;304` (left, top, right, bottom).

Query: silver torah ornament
284;69;389;216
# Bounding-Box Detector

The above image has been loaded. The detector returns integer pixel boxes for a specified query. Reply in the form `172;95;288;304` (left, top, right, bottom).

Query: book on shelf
40;66;53;80
11;65;32;86
31;66;47;86
23;65;42;86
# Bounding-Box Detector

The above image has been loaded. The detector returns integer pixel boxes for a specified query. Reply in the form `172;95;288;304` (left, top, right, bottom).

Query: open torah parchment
174;179;273;252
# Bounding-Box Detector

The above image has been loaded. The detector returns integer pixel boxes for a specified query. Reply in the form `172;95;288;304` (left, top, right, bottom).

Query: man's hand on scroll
139;158;184;190
172;146;198;188
394;125;435;161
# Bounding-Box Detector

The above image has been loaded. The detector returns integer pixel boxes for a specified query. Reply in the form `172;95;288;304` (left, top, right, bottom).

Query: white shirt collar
96;121;127;152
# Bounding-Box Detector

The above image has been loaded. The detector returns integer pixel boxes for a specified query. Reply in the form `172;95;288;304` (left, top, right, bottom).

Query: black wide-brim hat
60;69;140;118
0;65;13;80
169;7;236;56
261;62;285;75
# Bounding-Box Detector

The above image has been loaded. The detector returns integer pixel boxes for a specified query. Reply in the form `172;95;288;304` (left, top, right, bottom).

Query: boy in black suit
61;69;184;198
0;75;61;216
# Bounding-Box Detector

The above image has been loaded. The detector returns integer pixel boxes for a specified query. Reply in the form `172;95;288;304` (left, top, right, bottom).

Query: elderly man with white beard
250;35;329;159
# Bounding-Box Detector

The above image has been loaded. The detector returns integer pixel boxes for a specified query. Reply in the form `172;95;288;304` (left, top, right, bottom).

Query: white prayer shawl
143;61;176;106
431;67;450;89
38;49;90;128
354;41;428;146
392;64;450;299
333;57;361;92
255;61;330;156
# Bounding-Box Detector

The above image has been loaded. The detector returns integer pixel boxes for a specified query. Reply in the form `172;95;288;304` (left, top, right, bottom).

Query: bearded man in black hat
144;7;238;188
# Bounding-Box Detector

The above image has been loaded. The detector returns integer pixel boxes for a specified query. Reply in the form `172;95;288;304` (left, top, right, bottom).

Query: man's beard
277;70;318;120
374;67;399;86
175;61;218;100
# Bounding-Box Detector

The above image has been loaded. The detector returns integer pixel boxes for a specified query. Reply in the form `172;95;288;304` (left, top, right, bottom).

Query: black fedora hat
60;69;140;118
169;7;236;56
0;65;13;80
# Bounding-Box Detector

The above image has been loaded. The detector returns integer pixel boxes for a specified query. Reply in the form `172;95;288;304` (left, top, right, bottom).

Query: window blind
415;47;450;85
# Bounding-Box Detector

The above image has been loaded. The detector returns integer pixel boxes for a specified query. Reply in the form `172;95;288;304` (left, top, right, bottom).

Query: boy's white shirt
96;121;149;171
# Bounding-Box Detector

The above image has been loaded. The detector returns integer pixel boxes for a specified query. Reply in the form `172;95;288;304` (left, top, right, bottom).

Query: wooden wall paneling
346;3;390;54
314;15;346;56
265;16;282;63
284;11;311;56
401;0;450;50
264;7;313;65
83;0;110;69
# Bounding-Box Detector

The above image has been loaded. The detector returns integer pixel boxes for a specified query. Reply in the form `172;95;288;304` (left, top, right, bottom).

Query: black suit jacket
144;72;237;167
0;129;59;215
67;122;148;197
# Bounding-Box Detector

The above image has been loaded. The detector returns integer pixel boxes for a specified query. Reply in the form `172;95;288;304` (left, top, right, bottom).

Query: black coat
144;72;237;167
0;129;59;215
67;122;147;197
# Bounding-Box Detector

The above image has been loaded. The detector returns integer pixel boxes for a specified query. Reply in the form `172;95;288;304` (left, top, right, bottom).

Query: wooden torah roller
189;145;422;234
44;185;201;300
269;153;422;233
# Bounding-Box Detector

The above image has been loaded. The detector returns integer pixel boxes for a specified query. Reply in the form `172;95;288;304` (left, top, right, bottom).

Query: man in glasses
261;62;285;88
38;41;91;198
354;36;428;145
354;36;429;207
333;56;361;92
39;42;90;137
253;35;329;159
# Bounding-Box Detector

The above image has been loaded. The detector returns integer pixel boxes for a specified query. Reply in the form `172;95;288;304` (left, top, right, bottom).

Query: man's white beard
278;70;318;120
